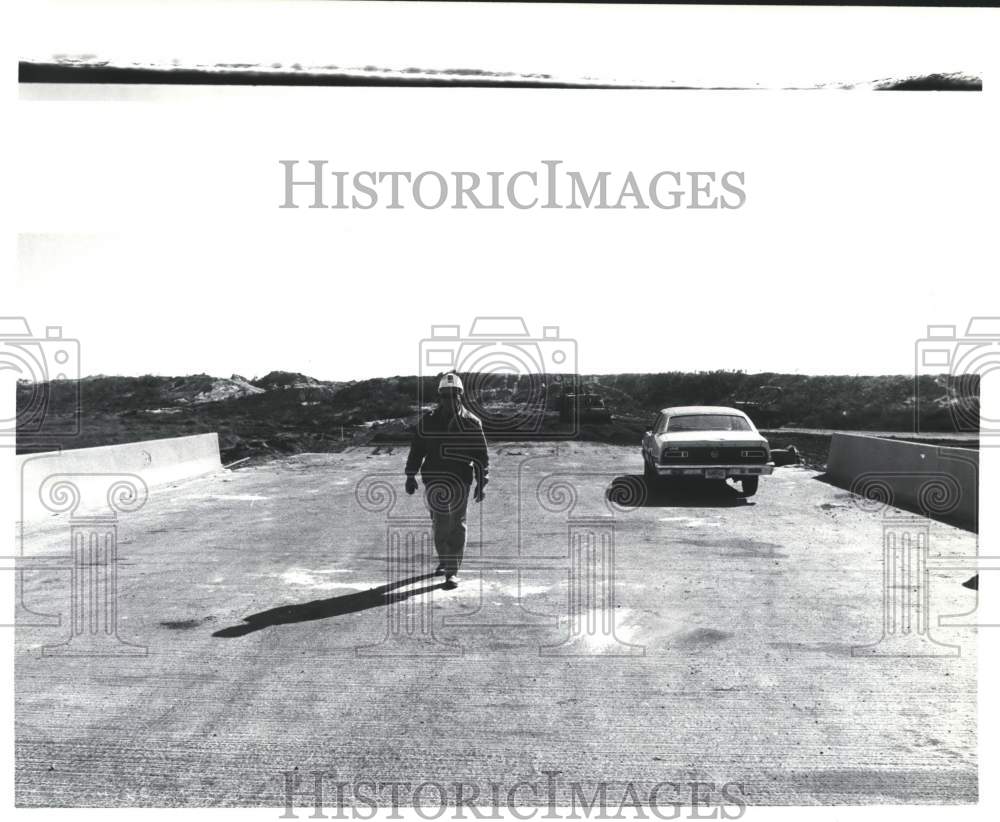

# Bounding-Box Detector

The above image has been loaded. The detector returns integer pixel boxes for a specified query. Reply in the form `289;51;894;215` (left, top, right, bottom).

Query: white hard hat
438;373;464;392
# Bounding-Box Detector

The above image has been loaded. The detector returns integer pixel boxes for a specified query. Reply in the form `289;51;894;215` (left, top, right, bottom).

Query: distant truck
560;392;612;424
641;405;773;496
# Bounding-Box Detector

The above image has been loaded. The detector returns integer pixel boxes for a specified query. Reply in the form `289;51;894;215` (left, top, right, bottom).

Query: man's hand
473;482;486;503
405;476;419;495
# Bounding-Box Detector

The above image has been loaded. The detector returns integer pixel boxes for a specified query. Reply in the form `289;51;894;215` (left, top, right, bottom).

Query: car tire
740;476;759;497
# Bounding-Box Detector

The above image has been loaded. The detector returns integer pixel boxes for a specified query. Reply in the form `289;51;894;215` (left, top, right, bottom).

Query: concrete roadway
15;442;978;806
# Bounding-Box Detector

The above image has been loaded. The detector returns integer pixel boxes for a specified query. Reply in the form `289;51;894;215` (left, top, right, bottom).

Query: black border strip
17;63;982;90
16;62;699;89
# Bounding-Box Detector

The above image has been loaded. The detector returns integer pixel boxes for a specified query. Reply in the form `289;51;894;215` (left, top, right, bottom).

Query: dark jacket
405;406;489;487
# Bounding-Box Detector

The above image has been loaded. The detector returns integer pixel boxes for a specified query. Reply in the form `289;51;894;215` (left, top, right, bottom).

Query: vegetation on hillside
16;370;976;463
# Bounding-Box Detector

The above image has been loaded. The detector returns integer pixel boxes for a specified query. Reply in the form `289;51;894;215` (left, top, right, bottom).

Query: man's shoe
434;564;446;576
443;574;458;590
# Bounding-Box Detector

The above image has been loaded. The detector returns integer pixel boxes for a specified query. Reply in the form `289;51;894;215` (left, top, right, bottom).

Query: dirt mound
191;375;265;403
139;374;266;405
252;371;328;391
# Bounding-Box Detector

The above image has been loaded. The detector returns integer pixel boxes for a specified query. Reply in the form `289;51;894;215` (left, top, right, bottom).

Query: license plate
706;468;726;479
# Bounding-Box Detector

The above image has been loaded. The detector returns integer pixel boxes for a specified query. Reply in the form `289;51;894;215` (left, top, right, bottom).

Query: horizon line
17;368;961;385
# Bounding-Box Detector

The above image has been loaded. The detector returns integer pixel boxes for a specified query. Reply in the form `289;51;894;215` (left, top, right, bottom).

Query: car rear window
667;414;751;432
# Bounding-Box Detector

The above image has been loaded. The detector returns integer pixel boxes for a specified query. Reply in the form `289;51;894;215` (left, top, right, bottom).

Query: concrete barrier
826;433;978;530
17;433;223;525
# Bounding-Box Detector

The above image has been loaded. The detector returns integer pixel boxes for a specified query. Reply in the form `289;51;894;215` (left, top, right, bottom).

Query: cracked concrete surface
15;443;977;806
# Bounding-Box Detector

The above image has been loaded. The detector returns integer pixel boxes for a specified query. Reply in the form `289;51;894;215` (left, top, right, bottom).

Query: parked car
641;406;773;496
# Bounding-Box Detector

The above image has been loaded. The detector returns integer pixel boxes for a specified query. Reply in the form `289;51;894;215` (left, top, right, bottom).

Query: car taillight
740;449;767;459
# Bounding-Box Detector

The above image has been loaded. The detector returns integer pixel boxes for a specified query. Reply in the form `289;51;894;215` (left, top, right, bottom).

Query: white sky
10;2;1000;381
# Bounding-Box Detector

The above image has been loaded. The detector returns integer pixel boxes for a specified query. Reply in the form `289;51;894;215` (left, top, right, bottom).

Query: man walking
405;373;489;589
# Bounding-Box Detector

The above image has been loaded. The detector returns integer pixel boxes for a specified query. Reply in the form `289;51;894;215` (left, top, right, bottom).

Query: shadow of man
213;572;442;638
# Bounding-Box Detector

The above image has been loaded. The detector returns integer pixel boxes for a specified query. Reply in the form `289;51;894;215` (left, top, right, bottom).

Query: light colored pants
425;481;470;575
